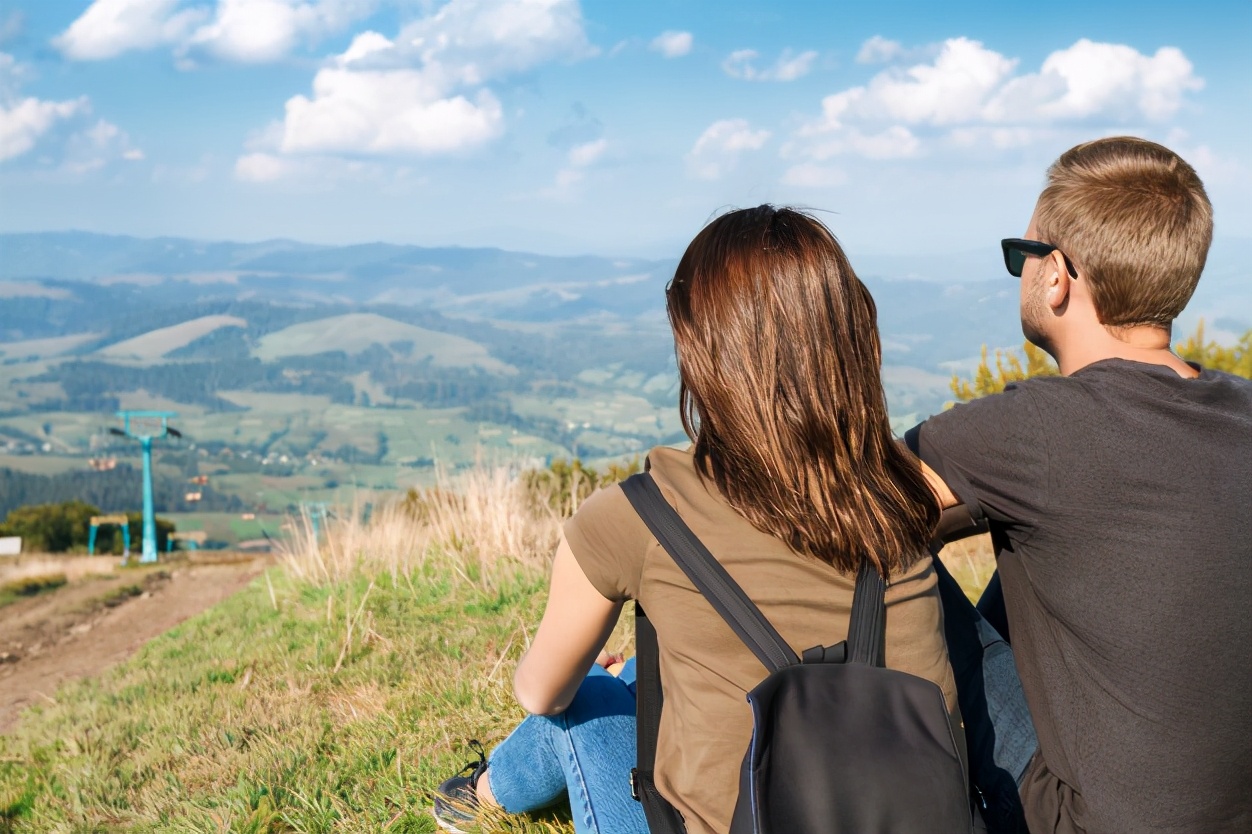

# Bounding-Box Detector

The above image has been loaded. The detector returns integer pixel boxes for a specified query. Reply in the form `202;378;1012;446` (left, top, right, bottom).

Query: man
909;137;1252;833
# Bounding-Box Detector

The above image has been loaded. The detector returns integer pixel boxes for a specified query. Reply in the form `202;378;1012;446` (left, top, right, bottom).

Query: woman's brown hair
667;205;938;575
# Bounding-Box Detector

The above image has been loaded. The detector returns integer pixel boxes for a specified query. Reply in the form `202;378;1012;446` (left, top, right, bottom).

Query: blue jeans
934;558;1038;834
488;660;649;834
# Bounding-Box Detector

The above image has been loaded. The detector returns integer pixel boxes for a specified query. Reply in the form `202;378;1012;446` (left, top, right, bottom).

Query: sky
0;0;1249;258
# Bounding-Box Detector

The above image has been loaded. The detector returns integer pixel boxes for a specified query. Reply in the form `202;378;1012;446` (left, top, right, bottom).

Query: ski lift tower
109;410;181;564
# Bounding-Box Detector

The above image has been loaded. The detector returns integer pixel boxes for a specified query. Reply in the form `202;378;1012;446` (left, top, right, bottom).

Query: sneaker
432;740;489;834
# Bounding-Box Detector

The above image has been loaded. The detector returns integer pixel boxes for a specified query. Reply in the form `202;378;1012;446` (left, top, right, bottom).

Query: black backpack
621;472;973;834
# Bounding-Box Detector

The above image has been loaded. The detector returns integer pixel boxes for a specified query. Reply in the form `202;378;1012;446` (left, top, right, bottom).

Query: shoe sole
431;807;470;834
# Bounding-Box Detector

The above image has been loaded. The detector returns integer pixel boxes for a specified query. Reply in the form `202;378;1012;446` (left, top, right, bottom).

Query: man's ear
1045;249;1071;310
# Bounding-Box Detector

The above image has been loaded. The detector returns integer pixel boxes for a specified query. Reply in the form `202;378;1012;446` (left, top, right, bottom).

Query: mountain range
0;230;1245;512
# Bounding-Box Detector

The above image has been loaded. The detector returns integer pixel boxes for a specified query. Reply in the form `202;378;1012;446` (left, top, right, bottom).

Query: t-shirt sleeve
905;383;1049;527
562;483;652;602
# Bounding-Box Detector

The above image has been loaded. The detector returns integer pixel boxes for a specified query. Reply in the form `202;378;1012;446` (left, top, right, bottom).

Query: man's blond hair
1035;136;1212;328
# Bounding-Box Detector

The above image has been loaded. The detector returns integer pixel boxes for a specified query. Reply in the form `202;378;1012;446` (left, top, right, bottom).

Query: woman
434;206;958;834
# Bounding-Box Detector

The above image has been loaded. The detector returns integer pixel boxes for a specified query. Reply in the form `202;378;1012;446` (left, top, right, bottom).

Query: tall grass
278;467;567;589
937;535;997;603
0;461;993;832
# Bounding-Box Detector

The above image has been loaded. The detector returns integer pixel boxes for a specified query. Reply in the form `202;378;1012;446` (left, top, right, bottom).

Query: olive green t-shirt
564;446;958;834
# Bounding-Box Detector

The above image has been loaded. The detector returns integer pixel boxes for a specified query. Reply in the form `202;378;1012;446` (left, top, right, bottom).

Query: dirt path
0;555;265;733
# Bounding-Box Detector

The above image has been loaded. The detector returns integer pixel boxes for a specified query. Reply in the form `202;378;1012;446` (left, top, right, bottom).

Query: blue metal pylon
109;411;180;565
301;501;330;541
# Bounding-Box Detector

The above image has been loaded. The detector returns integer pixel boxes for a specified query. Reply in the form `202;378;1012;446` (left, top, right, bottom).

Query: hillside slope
98;315;247;361
253;313;515;374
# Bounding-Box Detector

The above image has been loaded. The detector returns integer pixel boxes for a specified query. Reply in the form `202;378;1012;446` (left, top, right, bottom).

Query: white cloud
54;0;206;60
0;96;87;161
62;117;145;173
685;118;770;180
986;40;1203;122
55;0;375;63
0;50;27;98
0;52;142;167
540;165;583;199
789;37;1204;160
803;126;922;160
947;126;1046;150
233;150;410;187
188;0;374;63
567;137;606;167
544;137;607;197
248;0;591;167
650;30;692;58
280;59;506;155
782;163;846;188
829;38;1017;127
235;151;296;181
722;48;818;82
856;35;902;65
395;0;594;82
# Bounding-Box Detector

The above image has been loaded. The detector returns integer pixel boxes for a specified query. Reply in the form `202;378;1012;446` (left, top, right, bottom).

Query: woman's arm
513;535;623;715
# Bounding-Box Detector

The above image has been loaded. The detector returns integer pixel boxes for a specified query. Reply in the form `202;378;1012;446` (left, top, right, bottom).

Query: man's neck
1051;324;1198;378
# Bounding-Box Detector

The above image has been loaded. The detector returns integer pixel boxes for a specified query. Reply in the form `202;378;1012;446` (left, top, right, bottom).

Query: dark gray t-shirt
910;359;1252;834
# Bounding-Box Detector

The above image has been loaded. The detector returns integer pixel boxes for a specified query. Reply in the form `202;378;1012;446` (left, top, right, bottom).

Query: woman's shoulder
644;445;730;513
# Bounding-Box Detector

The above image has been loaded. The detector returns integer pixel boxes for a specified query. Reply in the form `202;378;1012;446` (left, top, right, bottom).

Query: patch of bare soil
0;556;265;733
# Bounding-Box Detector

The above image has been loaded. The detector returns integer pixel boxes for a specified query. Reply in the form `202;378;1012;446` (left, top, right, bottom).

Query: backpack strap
846;560;887;667
620;473;799;673
632;604;688;834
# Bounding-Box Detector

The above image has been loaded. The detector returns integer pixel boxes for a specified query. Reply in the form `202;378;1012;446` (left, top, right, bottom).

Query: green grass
0;572;68;608
252;314;514;375
161;513;284;546
0;564;586;833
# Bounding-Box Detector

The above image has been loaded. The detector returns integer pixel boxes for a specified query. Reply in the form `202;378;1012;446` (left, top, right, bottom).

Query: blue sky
0;0;1249;258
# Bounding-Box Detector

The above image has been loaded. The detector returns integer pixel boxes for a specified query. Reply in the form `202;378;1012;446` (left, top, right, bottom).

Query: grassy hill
0;467;994;833
0;470;581;833
98;316;247;361
253;313;515;375
0;333;101;361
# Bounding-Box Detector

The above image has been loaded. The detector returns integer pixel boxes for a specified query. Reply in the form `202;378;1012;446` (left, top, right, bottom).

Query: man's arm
920;458;961;509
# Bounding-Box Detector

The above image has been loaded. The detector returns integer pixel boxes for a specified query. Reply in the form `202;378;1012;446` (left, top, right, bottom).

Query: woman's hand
595;650;625;669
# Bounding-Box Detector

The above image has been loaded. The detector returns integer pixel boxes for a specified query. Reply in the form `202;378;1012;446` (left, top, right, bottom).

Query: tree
950;342;1058;403
1175;321;1252;378
0;501;174;553
0;501;100;552
950;321;1251;404
522;457;642;517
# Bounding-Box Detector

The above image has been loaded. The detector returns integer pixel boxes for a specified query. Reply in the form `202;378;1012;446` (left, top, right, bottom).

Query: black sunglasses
1001;238;1078;279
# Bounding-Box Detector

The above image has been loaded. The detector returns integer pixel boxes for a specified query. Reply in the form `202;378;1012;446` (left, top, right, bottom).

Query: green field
0;566;568;833
161;512;286;546
253;313;514;374
0;464;994;833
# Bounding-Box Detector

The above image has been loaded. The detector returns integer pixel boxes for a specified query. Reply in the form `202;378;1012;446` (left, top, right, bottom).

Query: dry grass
0;554;119;585
937;534;997;602
277;467;565;589
0;571;67;606
0;463;994;832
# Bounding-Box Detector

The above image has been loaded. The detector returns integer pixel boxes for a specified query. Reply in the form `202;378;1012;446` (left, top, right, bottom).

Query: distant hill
1;230;1243;334
0;230;1245;453
98;315;247;361
253;313;515;374
0;231;672;321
